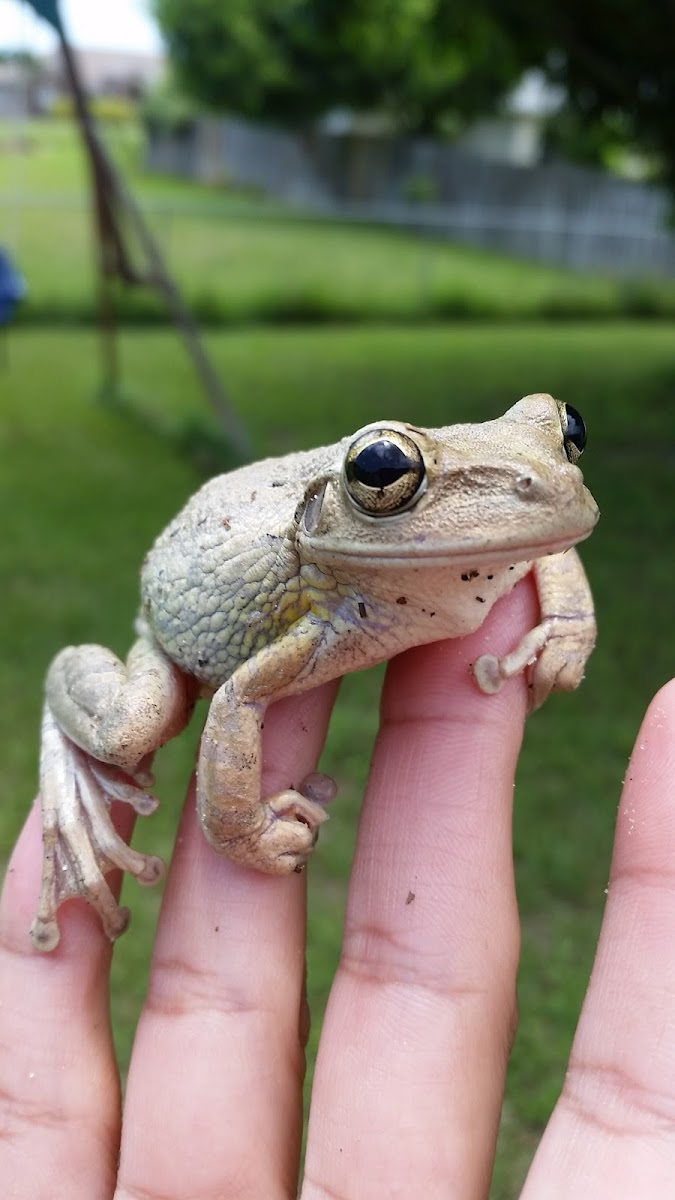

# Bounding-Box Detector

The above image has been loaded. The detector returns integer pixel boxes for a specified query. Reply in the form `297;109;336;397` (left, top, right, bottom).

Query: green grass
3;321;675;1197
4;119;675;326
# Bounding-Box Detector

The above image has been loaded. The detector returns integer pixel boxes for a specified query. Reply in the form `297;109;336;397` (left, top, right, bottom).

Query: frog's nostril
516;474;535;494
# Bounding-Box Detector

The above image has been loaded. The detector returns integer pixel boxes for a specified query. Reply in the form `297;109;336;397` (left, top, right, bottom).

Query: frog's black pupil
347;440;417;489
564;404;586;452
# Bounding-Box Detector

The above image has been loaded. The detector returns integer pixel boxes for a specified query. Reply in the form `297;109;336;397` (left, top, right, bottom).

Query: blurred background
1;1;674;1193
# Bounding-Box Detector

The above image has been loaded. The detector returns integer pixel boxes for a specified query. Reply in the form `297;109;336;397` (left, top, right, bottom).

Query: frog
30;393;598;952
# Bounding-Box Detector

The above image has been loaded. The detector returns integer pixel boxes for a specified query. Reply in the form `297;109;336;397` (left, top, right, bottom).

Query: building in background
458;70;564;168
41;46;164;101
0;57;33;116
1;45;165;116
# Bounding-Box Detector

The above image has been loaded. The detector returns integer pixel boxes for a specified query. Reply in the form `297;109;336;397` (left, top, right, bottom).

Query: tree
153;0;529;133
484;0;675;187
155;0;675;195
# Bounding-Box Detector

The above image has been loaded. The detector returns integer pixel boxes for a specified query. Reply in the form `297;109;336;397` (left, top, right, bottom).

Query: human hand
1;579;674;1199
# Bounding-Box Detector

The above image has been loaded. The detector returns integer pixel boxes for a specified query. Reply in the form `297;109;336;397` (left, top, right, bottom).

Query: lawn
3;321;674;1197
3;119;675;325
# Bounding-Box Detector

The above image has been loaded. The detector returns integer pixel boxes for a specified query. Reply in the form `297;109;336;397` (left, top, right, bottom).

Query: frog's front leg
31;632;193;951
474;548;596;710
197;614;344;874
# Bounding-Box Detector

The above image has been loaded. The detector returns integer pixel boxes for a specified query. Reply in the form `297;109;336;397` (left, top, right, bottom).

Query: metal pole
54;22;251;458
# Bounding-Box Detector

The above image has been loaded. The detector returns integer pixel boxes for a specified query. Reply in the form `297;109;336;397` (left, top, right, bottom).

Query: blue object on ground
0;249;26;325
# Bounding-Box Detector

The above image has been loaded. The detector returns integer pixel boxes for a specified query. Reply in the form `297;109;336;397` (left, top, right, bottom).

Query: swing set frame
19;0;250;460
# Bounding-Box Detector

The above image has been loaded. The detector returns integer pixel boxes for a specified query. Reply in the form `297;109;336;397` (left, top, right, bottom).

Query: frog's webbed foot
200;773;334;875
473;548;596;711
32;635;192;950
31;705;165;952
474;624;549;703
473;615;592;710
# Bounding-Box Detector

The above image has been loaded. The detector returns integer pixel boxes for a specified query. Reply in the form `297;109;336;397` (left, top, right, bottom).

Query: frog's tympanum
31;395;598;950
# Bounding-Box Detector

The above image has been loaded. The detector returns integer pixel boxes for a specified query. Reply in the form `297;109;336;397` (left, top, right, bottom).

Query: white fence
145;116;675;276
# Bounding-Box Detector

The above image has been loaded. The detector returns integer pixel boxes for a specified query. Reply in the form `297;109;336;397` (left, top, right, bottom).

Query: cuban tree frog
30;394;598;951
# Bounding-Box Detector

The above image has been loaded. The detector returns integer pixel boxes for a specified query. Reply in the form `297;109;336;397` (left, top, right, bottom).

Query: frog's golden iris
344;427;426;516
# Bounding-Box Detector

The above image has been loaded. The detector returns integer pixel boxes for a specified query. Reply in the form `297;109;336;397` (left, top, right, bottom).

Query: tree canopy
154;0;675;190
494;0;675;187
153;0;528;133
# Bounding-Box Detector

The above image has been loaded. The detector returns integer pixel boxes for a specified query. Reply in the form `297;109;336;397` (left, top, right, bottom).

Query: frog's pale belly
296;557;534;674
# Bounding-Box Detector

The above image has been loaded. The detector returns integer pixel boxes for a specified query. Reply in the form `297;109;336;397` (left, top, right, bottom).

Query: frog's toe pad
473;654;504;694
299;772;337;806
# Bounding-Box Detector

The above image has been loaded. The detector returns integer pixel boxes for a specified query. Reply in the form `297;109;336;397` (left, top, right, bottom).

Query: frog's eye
344;429;426;516
560;403;586;464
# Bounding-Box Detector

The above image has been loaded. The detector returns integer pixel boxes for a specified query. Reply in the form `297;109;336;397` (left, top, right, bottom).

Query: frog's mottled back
140;443;341;688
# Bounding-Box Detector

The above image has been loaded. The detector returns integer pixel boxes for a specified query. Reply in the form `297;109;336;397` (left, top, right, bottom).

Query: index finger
115;679;339;1200
0;800;129;1200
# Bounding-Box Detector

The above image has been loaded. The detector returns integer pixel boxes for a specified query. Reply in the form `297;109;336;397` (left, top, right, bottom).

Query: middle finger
303;584;536;1198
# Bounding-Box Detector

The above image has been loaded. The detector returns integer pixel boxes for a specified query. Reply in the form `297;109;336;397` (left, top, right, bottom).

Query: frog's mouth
324;526;595;568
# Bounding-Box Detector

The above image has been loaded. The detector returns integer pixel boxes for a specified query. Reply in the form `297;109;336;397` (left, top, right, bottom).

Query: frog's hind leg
31;634;192;952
